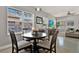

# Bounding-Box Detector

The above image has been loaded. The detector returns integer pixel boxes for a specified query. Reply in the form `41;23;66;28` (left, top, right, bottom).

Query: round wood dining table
22;31;47;53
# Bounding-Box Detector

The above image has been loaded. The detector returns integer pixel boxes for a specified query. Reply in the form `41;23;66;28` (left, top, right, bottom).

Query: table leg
32;39;39;53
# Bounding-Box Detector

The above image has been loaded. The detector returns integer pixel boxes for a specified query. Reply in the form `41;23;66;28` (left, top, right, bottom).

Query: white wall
57;15;79;33
0;6;52;48
0;7;11;47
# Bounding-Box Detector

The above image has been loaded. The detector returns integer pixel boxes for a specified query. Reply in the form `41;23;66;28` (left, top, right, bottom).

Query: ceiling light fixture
35;8;42;11
67;11;71;15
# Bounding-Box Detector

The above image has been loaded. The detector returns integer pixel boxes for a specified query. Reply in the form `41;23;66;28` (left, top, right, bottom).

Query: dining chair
23;28;29;33
9;31;32;53
48;29;56;40
40;29;56;41
38;30;59;53
22;28;32;41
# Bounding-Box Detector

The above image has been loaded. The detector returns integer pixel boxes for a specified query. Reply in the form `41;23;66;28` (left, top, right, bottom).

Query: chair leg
50;49;52;53
53;48;56;53
12;46;18;53
54;46;56;53
54;43;56;53
53;44;56;53
30;45;32;53
16;50;18;53
16;48;18;53
12;47;14;53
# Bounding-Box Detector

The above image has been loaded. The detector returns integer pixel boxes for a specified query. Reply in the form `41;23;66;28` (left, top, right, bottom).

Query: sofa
65;28;79;38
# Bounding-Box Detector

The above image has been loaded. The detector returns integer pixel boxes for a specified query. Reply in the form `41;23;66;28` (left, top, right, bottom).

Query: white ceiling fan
54;11;75;17
66;11;79;15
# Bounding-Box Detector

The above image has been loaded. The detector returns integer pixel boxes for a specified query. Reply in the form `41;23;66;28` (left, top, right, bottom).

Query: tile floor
57;36;79;53
0;36;79;53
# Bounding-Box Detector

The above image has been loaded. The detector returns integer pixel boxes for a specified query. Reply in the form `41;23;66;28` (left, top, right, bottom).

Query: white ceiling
34;6;79;17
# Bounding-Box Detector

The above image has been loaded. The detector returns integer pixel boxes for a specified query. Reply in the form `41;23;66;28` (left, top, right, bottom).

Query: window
7;7;33;34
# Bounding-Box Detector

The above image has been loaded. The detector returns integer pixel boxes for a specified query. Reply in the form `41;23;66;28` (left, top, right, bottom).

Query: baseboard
0;44;11;51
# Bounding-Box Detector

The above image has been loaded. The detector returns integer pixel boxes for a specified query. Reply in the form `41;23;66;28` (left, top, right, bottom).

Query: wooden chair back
9;31;18;52
50;30;59;53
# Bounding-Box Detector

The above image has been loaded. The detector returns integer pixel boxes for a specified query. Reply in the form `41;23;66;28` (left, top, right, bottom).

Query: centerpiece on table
32;27;39;36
